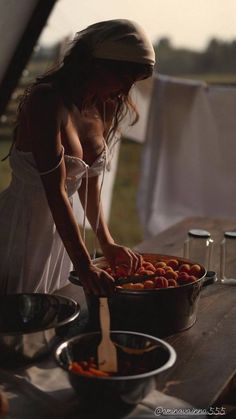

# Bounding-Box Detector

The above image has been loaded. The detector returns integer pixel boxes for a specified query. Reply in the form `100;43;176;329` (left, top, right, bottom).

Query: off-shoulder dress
0;145;108;294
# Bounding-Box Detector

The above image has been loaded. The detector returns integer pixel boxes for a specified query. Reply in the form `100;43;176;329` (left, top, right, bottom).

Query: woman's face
83;59;153;102
91;67;136;100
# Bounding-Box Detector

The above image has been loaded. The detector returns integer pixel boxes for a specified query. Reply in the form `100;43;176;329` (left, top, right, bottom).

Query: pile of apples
105;258;203;290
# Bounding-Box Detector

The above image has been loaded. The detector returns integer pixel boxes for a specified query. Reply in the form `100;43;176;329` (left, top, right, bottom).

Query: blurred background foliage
155;37;236;80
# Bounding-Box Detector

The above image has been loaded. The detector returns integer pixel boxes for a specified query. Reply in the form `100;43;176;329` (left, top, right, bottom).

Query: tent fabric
0;0;38;84
0;0;57;116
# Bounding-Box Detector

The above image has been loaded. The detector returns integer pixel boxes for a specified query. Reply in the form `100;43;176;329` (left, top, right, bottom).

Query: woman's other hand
100;243;143;275
78;264;115;296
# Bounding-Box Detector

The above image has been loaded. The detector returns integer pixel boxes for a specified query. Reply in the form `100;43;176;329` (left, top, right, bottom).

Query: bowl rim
54;330;177;380
0;293;80;336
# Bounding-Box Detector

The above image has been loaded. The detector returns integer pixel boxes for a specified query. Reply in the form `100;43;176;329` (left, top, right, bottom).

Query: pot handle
202;270;217;287
69;271;83;287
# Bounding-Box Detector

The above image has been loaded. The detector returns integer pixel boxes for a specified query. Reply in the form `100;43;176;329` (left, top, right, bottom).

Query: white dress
0;146;108;294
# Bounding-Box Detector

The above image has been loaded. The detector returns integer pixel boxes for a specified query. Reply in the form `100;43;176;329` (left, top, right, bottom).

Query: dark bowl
55;330;176;416
0;293;80;367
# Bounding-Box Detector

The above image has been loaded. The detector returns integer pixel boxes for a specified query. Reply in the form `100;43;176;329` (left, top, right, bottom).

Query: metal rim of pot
69;253;216;294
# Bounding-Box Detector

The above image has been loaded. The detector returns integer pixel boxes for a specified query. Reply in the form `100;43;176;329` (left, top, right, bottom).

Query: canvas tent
0;0;57;117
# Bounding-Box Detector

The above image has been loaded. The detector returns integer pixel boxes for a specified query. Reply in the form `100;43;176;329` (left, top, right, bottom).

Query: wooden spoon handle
0;391;9;418
99;297;110;337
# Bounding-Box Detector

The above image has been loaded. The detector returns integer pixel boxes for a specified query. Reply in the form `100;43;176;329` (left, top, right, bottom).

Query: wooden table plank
156;283;236;407
134;217;236;408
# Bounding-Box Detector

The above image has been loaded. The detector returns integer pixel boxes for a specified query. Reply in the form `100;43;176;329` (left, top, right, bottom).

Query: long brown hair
8;37;153;157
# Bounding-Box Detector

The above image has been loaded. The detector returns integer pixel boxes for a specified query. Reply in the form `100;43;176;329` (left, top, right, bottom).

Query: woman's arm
27;85;114;294
78;175;142;273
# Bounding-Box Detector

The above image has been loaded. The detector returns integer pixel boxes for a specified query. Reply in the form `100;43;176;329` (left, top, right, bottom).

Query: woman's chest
61;107;106;165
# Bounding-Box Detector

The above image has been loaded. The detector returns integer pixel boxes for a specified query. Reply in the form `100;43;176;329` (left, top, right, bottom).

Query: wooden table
135;217;236;409
2;217;236;418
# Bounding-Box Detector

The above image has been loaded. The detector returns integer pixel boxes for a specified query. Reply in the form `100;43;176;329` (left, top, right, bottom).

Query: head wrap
75;19;155;66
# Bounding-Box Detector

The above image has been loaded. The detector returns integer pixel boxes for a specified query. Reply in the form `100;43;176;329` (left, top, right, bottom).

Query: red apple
155;267;166;276
143;280;155;289
154;277;169;288
165;270;178;280
168;279;178;287
188;275;197;283
177;272;190;285
155;261;166;269
189;264;202;277
179;264;191;273
166;259;179;270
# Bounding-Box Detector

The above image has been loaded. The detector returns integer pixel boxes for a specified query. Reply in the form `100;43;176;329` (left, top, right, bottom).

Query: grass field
178;73;236;84
109;139;143;245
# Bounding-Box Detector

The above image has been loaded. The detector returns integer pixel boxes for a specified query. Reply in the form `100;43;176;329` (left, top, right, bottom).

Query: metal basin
69;253;212;337
0;293;80;367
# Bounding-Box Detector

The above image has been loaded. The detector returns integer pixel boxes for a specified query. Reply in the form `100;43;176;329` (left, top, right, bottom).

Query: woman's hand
78;264;115;296
100;242;143;275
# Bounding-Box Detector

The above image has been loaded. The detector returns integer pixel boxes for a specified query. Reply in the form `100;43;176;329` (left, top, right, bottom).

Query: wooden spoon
98;297;118;373
0;390;9;419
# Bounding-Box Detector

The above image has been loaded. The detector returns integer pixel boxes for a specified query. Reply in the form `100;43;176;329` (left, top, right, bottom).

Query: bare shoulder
25;83;68;151
28;83;65;118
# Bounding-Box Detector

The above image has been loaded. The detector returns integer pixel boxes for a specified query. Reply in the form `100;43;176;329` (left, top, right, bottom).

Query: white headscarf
75;19;156;66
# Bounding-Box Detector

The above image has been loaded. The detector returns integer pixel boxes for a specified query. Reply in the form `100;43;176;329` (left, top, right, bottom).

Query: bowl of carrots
54;330;176;415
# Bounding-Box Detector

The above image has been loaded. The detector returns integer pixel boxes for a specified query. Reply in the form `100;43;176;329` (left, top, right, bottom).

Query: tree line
34;37;236;76
154;37;236;75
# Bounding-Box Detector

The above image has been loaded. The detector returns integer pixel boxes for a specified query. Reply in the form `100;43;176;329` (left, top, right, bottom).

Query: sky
39;0;236;51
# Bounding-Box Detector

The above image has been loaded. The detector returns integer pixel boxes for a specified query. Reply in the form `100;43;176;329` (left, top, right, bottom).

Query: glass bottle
220;231;236;284
183;229;214;270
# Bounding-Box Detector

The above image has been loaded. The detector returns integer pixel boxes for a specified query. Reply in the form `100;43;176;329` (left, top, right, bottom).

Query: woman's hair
13;36;153;148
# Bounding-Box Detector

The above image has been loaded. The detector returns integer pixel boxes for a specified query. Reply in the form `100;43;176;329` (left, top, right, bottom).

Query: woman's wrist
94;223;115;247
100;239;115;248
98;233;115;247
73;251;93;274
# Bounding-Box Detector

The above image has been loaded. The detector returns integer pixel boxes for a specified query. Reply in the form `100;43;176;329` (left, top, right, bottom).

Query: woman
0;19;155;295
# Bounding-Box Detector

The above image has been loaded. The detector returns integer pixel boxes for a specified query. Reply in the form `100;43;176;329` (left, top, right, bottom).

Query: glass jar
183;229;214;270
220;231;236;284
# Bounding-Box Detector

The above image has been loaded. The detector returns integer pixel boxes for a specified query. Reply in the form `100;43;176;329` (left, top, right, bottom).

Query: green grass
109;139;143;246
177;73;236;84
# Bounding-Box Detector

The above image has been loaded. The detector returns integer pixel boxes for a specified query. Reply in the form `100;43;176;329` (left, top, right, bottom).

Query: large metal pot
69;254;214;338
0;293;80;366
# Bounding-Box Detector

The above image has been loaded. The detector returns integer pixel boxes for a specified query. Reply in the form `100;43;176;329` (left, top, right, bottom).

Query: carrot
70;361;113;377
88;367;110;377
70;362;84;373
